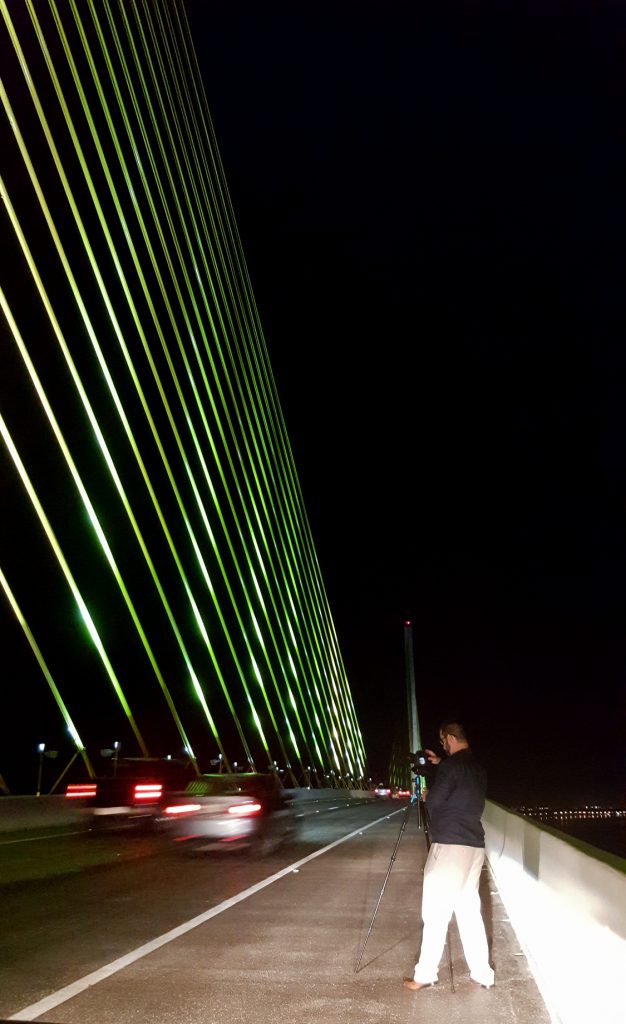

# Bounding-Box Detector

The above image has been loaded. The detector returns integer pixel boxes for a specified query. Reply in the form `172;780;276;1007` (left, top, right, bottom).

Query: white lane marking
9;808;402;1021
0;831;86;846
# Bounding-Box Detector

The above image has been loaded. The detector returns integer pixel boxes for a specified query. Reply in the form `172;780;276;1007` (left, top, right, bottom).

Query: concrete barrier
0;795;89;833
484;800;626;1024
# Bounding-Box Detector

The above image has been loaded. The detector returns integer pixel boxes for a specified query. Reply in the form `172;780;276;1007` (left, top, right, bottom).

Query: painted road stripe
0;831;86;846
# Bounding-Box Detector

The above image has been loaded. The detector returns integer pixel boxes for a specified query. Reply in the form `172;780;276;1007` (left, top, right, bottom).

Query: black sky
185;0;626;805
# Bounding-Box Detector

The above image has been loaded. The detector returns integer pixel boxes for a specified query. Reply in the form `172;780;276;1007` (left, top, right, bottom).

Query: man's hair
439;721;467;743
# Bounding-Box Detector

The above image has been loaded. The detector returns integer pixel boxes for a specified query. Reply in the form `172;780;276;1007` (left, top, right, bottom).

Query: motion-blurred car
394;787;411;799
65;757;197;830
164;772;297;854
374;784;392;797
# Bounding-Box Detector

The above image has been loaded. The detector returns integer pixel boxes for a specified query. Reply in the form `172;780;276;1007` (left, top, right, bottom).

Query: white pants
413;842;495;986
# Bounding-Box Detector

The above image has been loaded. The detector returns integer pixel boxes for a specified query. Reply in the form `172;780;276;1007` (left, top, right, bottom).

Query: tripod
354;792;455;990
354;801;412;973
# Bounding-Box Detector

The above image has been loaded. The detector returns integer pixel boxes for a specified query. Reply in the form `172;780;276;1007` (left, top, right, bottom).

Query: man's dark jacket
425;748;487;847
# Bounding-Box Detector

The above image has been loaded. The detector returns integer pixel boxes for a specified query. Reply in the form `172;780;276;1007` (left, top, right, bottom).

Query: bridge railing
484;800;626;1024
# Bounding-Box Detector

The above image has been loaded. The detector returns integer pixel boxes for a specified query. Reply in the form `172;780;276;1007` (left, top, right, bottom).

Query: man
403;721;495;991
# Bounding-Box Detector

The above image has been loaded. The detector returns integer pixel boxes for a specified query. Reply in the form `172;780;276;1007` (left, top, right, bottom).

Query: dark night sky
186;0;626;805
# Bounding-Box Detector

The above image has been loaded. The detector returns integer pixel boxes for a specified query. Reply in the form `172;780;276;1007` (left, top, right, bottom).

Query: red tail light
65;783;97;799
133;783;163;802
164;803;202;815
227;801;262;817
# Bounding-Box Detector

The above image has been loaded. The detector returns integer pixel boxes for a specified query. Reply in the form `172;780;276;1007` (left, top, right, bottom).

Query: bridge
1;792;625;1024
1;8;625;1024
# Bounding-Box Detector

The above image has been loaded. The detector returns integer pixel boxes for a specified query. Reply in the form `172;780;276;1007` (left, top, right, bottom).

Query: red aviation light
227;801;262;817
133;783;163;802
65;783;97;799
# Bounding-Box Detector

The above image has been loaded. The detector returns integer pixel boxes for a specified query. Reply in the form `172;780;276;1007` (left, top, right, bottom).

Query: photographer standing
403;721;495;992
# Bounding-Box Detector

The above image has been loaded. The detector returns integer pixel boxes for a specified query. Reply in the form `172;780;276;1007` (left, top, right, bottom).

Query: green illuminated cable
27;2;252;761
2;0;367;782
66;0;299;774
53;0;311;778
173;2;367;775
2;11;247;770
102;0;313;773
0;410;148;757
0;565;94;779
212;216;364;770
0;120;229;771
143;0;334;774
220;205;364;770
146;2;352;774
136;1;344;773
0;281;198;769
61;0;290;770
42;12;290;778
169;6;360;774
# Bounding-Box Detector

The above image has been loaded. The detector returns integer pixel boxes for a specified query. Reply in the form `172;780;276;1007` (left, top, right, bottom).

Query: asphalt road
0;800;551;1024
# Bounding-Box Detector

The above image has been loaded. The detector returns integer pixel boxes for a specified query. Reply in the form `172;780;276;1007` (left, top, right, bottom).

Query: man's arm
424;759;457;814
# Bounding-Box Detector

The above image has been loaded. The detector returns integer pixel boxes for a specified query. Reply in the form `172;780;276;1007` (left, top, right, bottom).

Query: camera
409;750;430;775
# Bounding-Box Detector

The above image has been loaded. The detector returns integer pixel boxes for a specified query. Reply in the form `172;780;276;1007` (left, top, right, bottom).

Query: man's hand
425;748;441;765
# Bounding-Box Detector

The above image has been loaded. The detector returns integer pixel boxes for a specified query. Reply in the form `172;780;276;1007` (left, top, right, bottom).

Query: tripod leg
354;805;410;974
444;927;455;992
